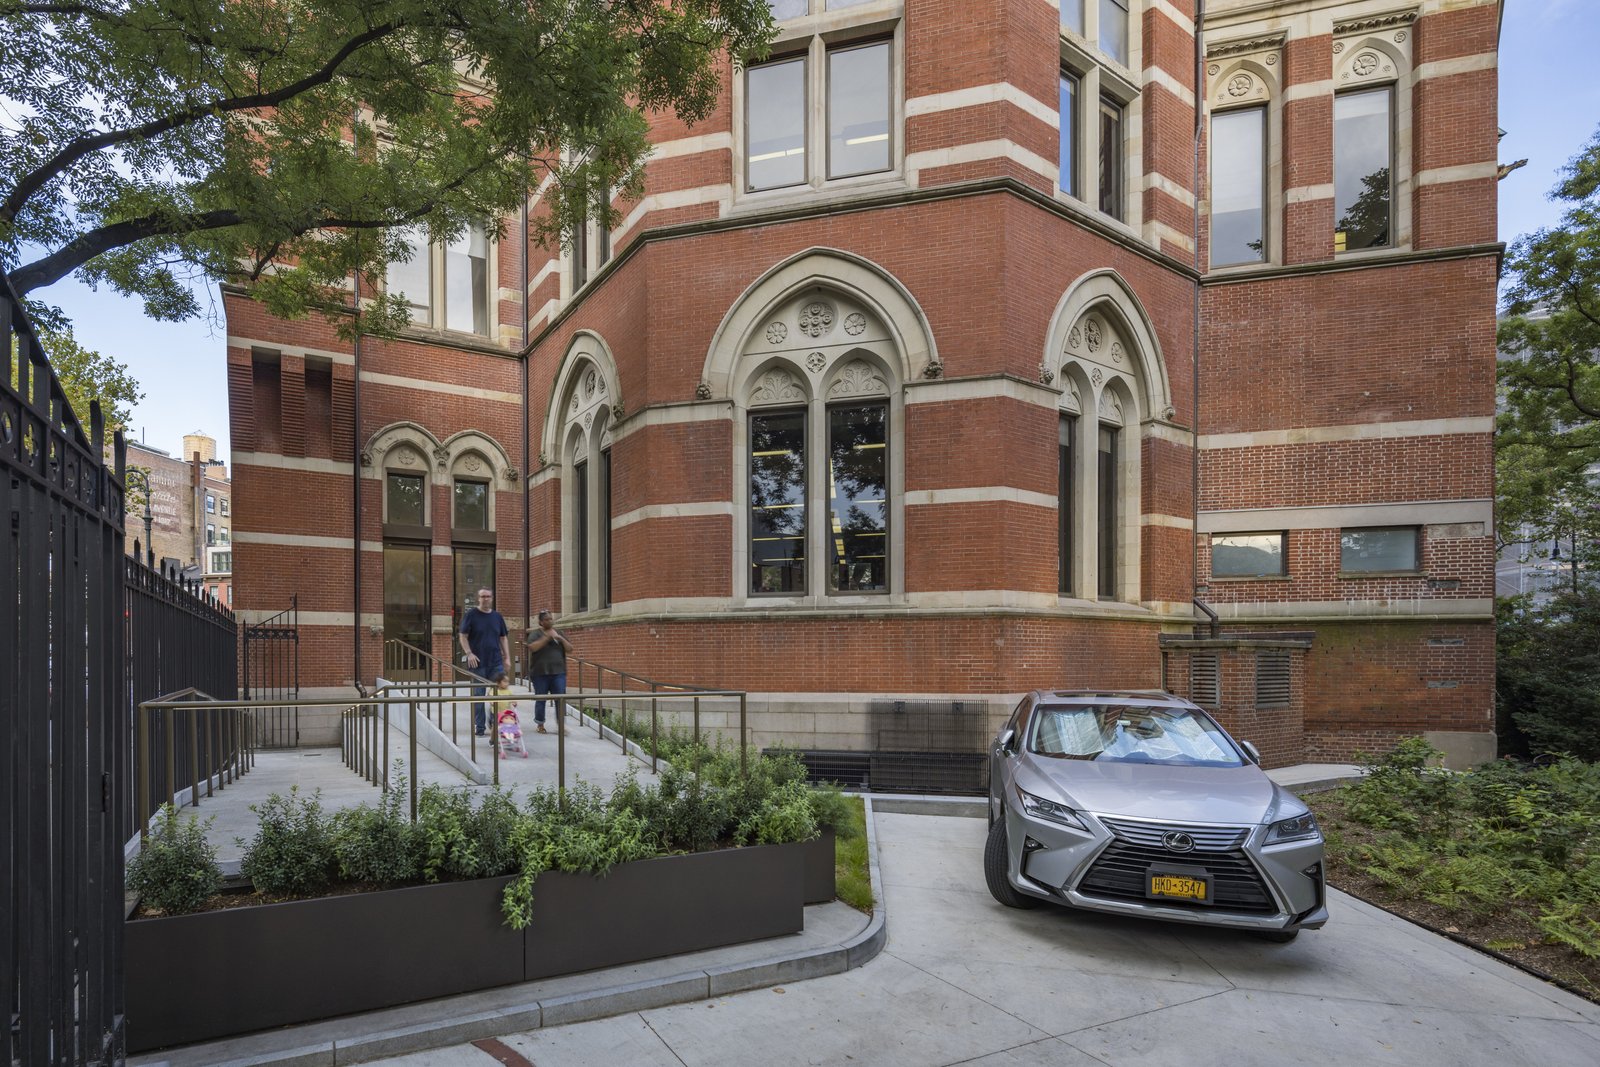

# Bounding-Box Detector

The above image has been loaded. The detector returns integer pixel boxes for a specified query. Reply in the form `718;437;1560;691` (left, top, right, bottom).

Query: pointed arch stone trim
362;421;443;474
542;329;623;465
1046;269;1175;423
700;247;939;400
442;429;517;486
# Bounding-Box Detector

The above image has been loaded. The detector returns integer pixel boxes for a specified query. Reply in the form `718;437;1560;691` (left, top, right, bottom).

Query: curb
133;800;887;1067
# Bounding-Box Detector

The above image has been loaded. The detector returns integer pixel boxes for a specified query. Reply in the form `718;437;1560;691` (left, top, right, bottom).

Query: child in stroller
493;671;528;758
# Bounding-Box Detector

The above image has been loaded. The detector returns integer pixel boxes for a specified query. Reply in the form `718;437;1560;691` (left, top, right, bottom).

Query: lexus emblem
1162;831;1195;853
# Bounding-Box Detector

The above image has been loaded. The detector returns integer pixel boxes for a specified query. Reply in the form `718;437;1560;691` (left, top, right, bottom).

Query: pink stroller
497;705;529;758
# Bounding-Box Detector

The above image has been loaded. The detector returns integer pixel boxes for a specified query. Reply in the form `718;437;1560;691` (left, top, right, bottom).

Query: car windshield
1027;704;1244;767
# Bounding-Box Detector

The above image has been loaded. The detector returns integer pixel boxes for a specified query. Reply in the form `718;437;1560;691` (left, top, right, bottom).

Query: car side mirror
997;727;1016;755
1240;740;1262;765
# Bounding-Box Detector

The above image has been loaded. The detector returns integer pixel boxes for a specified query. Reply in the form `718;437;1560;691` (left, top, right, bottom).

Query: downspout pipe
352;105;365;686
521;182;532;678
1191;0;1215;640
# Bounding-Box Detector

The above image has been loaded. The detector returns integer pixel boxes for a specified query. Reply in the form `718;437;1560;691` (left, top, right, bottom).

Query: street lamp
126;468;154;567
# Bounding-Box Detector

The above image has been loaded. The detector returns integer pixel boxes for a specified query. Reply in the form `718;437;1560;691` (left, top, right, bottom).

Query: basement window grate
1255;650;1291;709
1190;653;1220;708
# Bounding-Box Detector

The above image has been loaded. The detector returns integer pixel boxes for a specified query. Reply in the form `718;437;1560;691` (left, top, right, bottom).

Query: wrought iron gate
242;595;299;746
2;272;128;1064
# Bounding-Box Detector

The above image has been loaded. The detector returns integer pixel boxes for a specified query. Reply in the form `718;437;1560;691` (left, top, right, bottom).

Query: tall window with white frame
745;4;895;194
1061;0;1085;36
1059;415;1076;594
388;223;491;335
1098;96;1125;221
1060;3;1135;222
750;410;807;594
1334;87;1393;252
1097;425;1117;598
1211;105;1267;265
826;403;888;593
599;447;613;608
1099;0;1130;66
573;459;589;612
451;478;494;665
572;210;590;289
1059;70;1080;199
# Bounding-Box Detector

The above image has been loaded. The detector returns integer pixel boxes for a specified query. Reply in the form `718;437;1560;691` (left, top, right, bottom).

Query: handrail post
556;679;567;808
740;691;748;779
137;704;150;842
165;708;176;812
189;706;200;808
409;698;419;822
693;695;701;751
382;699;390;792
651;684;658;773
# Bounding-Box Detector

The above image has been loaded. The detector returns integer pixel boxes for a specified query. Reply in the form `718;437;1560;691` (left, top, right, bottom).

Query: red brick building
226;0;1501;766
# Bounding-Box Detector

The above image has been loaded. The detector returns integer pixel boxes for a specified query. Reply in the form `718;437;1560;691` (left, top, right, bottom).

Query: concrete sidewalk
379;809;1598;1067
131;763;1600;1067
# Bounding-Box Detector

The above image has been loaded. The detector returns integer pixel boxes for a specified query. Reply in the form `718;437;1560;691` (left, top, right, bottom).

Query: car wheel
984;813;1039;909
1259;929;1299;943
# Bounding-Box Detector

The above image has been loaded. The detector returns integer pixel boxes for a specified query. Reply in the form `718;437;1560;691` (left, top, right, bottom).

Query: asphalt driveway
376;811;1600;1066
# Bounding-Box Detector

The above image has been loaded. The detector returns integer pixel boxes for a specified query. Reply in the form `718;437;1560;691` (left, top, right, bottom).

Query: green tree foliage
1498;126;1600;563
0;0;774;333
1497;592;1600;762
9;328;142;429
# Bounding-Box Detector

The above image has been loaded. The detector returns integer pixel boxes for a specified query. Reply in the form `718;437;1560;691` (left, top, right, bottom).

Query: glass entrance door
383;543;430;680
452;547;495;674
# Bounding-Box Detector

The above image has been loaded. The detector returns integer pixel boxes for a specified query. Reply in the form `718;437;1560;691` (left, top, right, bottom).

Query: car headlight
1016;787;1089;831
1265;811;1321;844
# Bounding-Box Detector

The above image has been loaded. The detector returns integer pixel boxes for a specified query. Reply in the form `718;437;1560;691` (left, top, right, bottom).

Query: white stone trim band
1198;498;1492;534
1200;416;1492;449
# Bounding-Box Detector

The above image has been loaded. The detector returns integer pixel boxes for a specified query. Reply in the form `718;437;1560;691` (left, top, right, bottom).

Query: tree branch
1562;352;1600;421
12;148;507;294
0;20;404;225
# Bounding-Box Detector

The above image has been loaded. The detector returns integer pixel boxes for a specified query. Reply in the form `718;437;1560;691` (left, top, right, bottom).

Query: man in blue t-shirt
457;588;509;736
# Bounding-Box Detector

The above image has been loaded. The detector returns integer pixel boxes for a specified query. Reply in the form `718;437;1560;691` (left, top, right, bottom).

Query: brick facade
226;0;1501;764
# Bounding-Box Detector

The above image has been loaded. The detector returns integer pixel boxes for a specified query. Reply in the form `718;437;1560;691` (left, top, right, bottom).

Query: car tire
984;813;1039;909
1259;929;1299;943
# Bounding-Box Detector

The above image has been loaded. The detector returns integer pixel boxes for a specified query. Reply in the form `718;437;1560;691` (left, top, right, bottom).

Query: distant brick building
127;432;233;604
226;0;1501;766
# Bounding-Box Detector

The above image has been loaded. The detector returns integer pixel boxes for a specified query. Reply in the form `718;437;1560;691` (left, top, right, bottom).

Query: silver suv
985;690;1327;941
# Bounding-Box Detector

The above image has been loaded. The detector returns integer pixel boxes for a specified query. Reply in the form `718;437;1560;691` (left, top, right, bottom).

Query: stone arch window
703;249;935;606
1205;45;1281;266
1331;16;1415;252
546;332;621;615
363;423;442;527
1048;271;1173;603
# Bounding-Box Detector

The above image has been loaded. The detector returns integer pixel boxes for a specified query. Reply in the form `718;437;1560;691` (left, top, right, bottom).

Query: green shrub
500;780;662;929
128;804;223;915
240;786;337;897
736;777;818;846
807;783;858;837
333;773;418;886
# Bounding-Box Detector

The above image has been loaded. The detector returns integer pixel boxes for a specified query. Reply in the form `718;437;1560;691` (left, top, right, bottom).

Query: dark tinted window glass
828;42;891;178
1211;532;1286;577
387;473;425;526
827;403;888;592
1059;415;1076;593
1340;526;1418;572
1097;425;1117;597
453;480;488;530
1099;97;1124;220
751;410;807;594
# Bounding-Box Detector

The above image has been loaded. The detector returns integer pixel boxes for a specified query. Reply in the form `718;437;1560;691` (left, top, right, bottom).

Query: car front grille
1076;818;1276;914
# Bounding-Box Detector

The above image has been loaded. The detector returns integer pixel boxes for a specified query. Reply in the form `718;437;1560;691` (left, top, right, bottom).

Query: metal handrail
139;686;751;825
517;651;727;773
383;638;497;749
133;687;256;842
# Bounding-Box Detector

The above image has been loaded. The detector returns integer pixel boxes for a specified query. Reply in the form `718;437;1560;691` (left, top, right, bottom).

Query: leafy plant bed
124;746;859;1052
1304;741;1600;1004
126;843;806;1052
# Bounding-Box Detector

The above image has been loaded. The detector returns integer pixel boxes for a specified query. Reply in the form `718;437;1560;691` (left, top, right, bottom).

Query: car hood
1024;758;1282;826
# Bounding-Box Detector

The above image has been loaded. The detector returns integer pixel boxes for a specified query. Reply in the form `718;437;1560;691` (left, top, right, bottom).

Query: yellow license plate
1148;873;1209;902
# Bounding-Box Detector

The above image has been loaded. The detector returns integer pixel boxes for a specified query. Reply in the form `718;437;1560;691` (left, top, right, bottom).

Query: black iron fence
242;595;299;746
2;273;128;1064
125;558;240;841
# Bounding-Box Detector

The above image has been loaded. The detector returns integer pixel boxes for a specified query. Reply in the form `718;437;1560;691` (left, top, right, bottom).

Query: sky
28;0;1600;463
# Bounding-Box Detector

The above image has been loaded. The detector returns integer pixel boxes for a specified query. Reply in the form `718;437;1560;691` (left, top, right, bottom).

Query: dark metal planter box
802;828;836;905
522;842;804;980
126;842;808;1053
